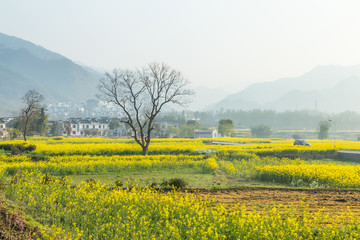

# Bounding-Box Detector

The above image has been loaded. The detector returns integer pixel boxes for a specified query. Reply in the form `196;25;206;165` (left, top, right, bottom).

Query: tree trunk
23;117;29;141
23;125;27;141
142;145;149;155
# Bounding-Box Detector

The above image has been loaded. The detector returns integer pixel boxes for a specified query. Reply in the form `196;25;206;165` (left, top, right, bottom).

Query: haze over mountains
206;65;360;113
0;32;101;115
0;32;360;116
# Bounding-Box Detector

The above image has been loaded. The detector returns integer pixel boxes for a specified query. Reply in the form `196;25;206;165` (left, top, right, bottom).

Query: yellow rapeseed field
3;137;360;238
6;171;360;239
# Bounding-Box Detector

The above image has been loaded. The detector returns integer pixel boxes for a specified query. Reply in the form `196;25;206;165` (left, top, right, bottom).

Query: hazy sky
1;0;360;93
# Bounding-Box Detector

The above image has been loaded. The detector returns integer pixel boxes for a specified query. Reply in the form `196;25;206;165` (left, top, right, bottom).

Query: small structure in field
194;129;218;138
0;118;9;139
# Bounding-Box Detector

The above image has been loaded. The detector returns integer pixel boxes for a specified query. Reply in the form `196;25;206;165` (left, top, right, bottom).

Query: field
2;137;360;239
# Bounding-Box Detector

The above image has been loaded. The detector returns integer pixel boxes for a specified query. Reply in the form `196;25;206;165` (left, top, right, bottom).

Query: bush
0;144;36;154
251;125;272;138
161;178;187;189
0;144;12;151
115;180;123;187
292;134;302;140
11;145;25;155
52;136;64;140
255;149;337;160
25;145;36;151
29;153;49;162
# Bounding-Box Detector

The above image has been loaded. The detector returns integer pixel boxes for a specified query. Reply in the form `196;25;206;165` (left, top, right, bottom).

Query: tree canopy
218;119;234;137
18;90;45;140
251;125;272;138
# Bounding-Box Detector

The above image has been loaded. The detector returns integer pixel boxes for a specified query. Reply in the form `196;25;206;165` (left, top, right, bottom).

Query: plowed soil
193;188;360;217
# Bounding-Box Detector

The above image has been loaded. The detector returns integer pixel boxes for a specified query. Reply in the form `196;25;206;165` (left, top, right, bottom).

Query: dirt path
192;187;360;217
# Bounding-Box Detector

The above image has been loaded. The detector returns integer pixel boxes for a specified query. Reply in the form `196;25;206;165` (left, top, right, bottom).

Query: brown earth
190;187;360;217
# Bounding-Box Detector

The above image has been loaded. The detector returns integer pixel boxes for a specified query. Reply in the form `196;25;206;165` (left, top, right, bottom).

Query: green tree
318;120;330;139
50;122;64;136
292;134;302;140
34;107;48;136
109;119;121;130
9;128;22;140
64;124;72;136
18;90;45;140
179;120;200;137
186;120;200;128
218;119;234;137
251;125;272;138
165;125;180;137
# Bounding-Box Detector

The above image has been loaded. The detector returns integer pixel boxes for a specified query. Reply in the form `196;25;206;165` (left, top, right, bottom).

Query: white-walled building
0;118;10;139
0;120;5;130
194;129;218;138
63;118;110;136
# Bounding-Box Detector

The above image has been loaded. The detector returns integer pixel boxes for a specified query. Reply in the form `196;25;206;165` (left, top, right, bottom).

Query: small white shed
194;129;218;138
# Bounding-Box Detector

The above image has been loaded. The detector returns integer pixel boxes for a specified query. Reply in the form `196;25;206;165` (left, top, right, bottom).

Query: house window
86;125;89;128
99;125;102;129
93;125;95;129
73;125;76;128
80;131;84;135
72;131;76;135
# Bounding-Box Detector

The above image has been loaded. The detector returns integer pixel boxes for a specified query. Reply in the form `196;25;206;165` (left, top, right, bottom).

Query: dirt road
191;188;360;216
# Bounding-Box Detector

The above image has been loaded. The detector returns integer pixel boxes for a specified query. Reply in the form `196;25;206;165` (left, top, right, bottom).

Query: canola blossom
0;154;214;177
256;163;360;188
6;171;360;240
2;137;360;238
24;138;360;159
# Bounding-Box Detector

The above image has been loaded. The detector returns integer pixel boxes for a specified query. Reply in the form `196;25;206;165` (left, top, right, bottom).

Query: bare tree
20;90;45;141
98;62;194;155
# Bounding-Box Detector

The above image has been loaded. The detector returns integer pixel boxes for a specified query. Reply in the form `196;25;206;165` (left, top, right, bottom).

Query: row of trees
188;109;360;130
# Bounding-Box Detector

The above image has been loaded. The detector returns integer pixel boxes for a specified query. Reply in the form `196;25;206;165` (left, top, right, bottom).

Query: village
0;116;218;140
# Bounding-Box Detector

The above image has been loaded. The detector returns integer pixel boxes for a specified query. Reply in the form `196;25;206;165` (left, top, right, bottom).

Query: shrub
161;178;187;189
251;125;272;138
11;145;25;155
52;136;64;140
292;134;302;140
25;145;36;151
115;180;123;187
0;144;36;154
29;154;49;162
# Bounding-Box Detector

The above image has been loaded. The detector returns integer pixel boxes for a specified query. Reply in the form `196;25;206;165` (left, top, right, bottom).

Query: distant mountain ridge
0;32;102;115
208;65;360;113
1;32;359;116
0;33;64;61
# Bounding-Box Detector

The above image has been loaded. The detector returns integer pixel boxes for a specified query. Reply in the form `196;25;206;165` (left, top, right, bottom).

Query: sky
1;0;360;93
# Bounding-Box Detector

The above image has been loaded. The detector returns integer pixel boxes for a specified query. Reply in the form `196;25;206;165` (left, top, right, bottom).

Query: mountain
209;65;360;113
264;76;360;112
0;32;102;116
189;85;229;111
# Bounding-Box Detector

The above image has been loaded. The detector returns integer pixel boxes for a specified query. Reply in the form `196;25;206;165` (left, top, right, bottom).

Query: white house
0;122;5;130
0;119;9;139
194;129;218;138
62;118;110;136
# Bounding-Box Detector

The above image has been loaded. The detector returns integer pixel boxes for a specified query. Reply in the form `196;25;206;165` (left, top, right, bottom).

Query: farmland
2;137;360;239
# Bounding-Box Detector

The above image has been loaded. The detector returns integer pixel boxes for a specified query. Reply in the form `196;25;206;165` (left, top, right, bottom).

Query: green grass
68;167;216;188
